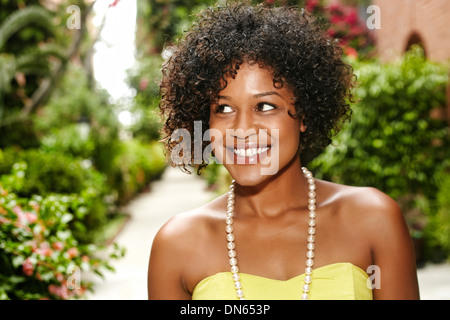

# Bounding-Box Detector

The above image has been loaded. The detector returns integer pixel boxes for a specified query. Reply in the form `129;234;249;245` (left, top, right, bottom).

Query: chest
187;208;372;294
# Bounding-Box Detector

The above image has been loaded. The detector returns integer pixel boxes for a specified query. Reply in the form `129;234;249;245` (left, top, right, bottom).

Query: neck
234;153;310;218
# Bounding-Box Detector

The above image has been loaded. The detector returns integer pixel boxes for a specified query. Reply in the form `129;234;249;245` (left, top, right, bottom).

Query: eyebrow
217;91;282;100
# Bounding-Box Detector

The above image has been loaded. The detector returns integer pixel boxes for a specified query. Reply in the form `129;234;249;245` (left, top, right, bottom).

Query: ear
300;115;307;133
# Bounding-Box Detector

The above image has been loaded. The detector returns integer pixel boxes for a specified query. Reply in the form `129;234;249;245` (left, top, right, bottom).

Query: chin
224;150;301;189
228;169;273;187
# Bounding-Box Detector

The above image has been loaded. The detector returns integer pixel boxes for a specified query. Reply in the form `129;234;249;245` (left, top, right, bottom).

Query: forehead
218;62;294;98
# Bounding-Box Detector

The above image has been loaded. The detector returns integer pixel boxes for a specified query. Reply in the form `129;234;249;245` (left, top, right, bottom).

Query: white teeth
233;147;269;156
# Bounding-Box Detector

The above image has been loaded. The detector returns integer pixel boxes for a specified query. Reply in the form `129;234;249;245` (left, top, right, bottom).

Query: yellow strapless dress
192;262;372;300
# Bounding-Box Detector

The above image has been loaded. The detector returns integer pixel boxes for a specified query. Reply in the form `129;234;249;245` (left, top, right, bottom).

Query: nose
231;109;258;140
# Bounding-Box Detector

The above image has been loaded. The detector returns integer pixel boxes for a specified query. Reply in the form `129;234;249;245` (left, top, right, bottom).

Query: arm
366;190;420;300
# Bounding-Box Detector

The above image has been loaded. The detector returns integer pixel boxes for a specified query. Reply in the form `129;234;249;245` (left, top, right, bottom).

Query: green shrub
0;148;114;243
0;164;125;300
424;165;450;261
309;47;450;261
0;148;87;196
108;139;167;204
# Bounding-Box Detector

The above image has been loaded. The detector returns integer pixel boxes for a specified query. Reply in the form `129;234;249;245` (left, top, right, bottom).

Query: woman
148;2;420;300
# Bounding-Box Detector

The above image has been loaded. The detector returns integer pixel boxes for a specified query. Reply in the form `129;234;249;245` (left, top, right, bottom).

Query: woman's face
209;62;305;186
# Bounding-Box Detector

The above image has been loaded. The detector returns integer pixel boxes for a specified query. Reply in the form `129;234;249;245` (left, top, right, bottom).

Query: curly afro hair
159;2;355;174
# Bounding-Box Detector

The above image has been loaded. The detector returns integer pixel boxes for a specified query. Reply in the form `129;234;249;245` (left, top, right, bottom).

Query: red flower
306;0;319;12
35;242;53;257
109;0;121;8
343;46;358;59
48;284;69;299
52;242;64;251
344;9;359;25
22;258;34;276
67;247;79;259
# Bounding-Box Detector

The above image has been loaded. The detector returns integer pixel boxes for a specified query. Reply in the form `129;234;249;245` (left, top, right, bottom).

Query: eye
216;105;233;113
257;103;276;112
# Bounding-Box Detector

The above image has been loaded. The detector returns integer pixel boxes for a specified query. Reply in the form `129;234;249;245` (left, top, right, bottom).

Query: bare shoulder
316;179;419;299
340;184;406;240
148;194;226;299
151;195;225;250
318;179;404;233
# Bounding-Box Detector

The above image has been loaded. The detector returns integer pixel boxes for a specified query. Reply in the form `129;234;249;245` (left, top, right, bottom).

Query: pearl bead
234;281;242;289
305;275;312;284
307;242;315;250
306;259;314;267
229;258;237;266
226;225;233;233
228;250;236;258
230;265;239;273
303;284;310;292
226;217;233;225
307;235;315;242
308;219;316;227
227;233;235;242
302;293;309;300
306;250;315;258
308;227;316;235
227;242;235;250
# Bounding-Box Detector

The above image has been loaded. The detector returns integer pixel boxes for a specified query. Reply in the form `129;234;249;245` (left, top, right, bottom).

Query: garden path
86;166;450;300
86;165;215;300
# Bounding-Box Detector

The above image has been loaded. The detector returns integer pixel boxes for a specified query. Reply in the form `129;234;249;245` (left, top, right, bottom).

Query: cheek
277;122;301;155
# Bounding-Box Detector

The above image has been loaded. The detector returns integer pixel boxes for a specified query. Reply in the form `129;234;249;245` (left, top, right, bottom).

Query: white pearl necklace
225;167;317;300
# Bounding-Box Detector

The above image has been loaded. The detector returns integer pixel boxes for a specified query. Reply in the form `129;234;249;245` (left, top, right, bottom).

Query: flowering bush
0;163;125;299
305;0;375;58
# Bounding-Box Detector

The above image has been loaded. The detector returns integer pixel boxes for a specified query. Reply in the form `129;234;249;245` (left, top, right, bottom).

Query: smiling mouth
231;146;270;157
224;144;271;164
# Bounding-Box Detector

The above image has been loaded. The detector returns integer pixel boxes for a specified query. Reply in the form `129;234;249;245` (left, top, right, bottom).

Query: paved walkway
87;166;450;300
86;166;215;300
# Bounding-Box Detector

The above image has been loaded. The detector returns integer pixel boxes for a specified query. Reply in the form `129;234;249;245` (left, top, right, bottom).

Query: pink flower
12;206;25;222
52;242;64;251
0;216;9;224
48;284;69;299
67;247;79;259
139;78;149;91
22;258;34;276
55;272;64;282
24;212;37;224
35;242;53;257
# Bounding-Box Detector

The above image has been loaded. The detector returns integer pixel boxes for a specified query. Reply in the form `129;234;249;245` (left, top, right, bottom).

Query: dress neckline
194;262;368;290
